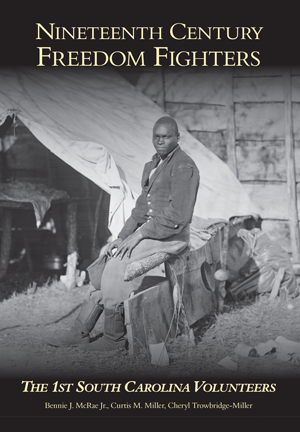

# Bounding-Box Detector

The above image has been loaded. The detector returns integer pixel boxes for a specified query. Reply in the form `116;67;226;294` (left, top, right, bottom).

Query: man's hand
114;230;144;260
105;238;123;257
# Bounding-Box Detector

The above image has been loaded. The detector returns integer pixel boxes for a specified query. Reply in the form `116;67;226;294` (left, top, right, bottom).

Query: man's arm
106;189;148;259
117;190;148;240
139;163;199;240
113;164;199;259
108;162;199;259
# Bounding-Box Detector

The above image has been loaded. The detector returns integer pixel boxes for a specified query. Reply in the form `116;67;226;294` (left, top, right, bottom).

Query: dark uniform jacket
118;146;200;241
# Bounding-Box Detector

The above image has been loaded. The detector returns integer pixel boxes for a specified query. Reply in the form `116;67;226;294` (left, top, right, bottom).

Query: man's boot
79;305;126;351
45;299;103;347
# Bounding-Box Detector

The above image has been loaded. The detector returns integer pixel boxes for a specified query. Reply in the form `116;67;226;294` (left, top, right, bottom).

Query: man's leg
79;254;139;351
79;233;188;352
47;229;189;350
45;287;104;347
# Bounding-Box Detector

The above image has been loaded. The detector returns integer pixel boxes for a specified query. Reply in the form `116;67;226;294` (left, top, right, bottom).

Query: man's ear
177;133;180;141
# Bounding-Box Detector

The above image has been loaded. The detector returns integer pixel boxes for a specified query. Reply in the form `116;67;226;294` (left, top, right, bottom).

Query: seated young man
46;116;200;352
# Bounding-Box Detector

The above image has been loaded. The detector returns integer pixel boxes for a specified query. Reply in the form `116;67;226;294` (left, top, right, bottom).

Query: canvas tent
0;67;258;237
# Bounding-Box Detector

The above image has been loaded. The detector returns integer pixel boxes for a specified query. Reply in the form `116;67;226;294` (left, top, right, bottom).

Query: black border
1;4;299;426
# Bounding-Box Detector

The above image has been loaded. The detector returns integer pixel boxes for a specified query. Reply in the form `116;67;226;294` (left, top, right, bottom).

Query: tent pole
0;134;7;183
45;149;55;187
66;201;78;255
226;69;237;176
0;209;12;281
80;176;94;240
284;66;300;262
90;190;104;259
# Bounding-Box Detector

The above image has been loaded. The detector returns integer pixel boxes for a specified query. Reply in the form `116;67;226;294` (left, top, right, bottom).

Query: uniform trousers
85;226;190;310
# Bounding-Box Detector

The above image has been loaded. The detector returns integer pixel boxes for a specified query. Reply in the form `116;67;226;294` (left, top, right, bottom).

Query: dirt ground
1;274;300;381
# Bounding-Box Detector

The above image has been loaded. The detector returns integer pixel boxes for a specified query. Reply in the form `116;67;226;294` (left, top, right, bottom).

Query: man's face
152;124;179;159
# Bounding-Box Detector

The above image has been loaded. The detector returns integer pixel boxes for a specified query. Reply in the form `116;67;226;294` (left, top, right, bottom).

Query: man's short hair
153;116;179;134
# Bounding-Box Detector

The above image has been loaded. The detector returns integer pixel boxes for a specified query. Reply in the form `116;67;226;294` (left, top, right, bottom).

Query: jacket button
147;201;151;205
149;209;153;213
147;193;151;197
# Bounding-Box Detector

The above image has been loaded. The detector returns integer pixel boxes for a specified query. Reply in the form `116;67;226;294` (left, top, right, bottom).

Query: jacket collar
146;145;181;190
152;145;180;164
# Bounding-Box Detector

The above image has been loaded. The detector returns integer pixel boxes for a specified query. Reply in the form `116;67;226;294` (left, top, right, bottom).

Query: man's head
152;116;180;159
